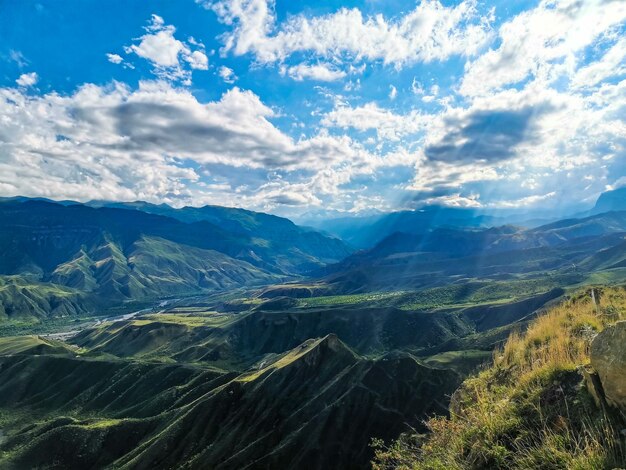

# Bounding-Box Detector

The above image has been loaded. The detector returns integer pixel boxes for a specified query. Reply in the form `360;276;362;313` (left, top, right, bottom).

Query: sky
0;0;625;220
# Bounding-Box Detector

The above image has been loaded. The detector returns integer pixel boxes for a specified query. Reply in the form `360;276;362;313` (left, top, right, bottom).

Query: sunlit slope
88;200;352;266
314;212;626;294
0;276;88;321
51;236;277;301
0;199;350;277
70;305;476;368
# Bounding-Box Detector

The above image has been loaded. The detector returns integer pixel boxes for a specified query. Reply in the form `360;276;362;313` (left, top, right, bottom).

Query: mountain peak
592;186;626;214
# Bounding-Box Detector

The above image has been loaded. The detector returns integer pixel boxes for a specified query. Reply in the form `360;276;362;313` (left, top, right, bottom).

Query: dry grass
373;286;626;470
495;291;618;374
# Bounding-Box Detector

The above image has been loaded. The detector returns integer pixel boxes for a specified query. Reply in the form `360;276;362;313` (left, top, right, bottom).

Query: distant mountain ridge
314;210;626;294
312;187;626;249
0;198;351;320
589;186;626;215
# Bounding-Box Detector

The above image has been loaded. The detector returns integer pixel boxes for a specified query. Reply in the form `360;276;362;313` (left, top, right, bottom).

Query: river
43;299;179;341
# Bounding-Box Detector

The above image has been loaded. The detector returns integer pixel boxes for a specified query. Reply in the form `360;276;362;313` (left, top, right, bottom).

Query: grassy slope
0;336;74;356
69;303;477;372
52;235;278;302
0;335;460;470
373;286;626;469
0;276;88;321
293;278;565;311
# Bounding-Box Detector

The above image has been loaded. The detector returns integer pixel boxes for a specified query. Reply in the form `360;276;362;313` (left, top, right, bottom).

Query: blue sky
0;0;624;220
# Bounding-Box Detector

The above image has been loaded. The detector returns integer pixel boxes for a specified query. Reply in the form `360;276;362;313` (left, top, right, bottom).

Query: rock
590;321;626;411
581;364;606;409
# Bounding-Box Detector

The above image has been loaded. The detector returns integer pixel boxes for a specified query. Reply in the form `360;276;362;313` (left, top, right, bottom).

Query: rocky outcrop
590;321;626;412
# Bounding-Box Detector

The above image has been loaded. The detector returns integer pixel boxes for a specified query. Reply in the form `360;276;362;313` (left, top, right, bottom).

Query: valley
1;195;626;468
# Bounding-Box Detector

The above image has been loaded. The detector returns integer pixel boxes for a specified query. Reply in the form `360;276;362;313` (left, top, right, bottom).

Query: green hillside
0;276;88;321
0;334;460;469
0;274;574;468
0;198;351;324
2;198;626;468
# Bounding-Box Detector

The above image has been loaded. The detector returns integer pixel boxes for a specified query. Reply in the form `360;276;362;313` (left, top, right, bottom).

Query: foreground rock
590;321;626;411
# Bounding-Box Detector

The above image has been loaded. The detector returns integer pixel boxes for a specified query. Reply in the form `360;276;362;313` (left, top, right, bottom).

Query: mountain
0;276;89;321
312;206;498;248
84;200;350;263
0;332;460;469
311;194;626;250
311;211;626;294
3;197;626;469
590;186;626;214
0;198;350;321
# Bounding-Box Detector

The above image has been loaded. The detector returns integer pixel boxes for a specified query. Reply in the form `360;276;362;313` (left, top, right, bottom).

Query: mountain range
310;186;626;248
1;189;626;468
0;198;350;320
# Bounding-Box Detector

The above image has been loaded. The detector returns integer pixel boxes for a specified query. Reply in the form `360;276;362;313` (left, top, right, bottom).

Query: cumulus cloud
2;1;625;216
204;0;493;66
282;63;346;82
322;102;428;141
124;14;208;84
15;72;38;87
423;106;552;163
218;65;237;83
409;78;625;204
0;80;398;211
256;181;322;206
106;53;124;64
186;50;209;69
493;191;556;208
422;192;482;208
410;160;501;191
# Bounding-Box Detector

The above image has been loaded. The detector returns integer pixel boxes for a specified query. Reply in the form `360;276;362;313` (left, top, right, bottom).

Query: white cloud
410;160;500;191
492;191;556;208
0;80;399;210
411;78;425;95
106;53;123;64
322;102;427;141
460;0;626;96
15;72;38;87
282;63;346;82
219;66;237;83
571;38;626;89
206;0;494;66
9;50;28;68
409;78;625;202
128;26;185;68
422;192;482;208
124;14;208;83
185;50;209;70
254;181;322;207
3;1;624;216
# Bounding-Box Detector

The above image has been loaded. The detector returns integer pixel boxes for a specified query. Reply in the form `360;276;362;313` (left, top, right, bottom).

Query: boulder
590;321;626;411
